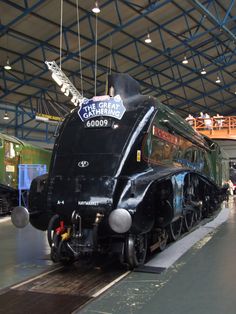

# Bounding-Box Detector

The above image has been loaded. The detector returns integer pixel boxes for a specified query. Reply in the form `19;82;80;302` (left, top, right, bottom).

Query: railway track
0;258;129;314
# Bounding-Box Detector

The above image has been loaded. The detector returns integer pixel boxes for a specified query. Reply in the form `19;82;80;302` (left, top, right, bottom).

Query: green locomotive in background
0;132;51;214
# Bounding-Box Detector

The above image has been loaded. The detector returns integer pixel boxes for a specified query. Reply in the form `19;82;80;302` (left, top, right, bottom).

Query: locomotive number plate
84;118;112;128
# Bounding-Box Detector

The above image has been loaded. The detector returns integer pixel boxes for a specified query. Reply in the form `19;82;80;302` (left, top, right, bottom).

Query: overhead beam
189;0;236;42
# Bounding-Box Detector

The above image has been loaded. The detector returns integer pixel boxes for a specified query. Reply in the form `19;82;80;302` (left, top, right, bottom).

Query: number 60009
85;119;110;128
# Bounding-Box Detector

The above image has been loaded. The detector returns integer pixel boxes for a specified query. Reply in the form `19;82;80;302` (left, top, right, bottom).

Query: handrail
186;116;236;139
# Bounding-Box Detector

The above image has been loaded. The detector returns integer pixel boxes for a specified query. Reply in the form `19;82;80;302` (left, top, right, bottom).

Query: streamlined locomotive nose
49;175;115;216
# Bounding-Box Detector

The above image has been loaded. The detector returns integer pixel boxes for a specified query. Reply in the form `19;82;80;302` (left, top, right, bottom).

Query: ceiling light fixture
45;60;86;106
215;76;221;83
92;1;100;14
182;56;188;64
61;84;70;96
51;72;63;86
64;88;70;97
145;33;152;44
200;68;206;75
3;111;10;120
61;83;68;93
4;57;12;71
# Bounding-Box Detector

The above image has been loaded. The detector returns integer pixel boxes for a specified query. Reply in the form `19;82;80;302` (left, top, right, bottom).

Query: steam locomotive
0;133;51;214
12;74;228;268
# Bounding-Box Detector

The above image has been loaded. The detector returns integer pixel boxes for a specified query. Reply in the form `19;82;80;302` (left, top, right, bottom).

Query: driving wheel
125;233;147;269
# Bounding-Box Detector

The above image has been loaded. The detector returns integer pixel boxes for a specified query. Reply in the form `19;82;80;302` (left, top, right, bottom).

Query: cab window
150;138;164;160
193;150;198;163
5;141;16;158
184;149;193;162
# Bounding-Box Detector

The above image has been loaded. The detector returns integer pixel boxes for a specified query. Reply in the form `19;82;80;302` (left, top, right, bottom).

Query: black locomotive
12;73;228;268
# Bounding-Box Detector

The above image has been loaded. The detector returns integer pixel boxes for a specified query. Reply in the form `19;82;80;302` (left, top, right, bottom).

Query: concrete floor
78;197;236;314
0;218;53;290
0;198;235;313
